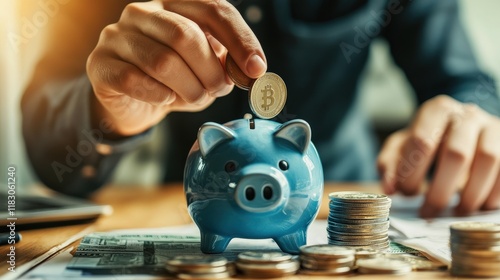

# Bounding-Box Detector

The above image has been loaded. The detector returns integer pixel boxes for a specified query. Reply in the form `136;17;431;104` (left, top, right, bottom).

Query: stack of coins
357;257;412;275
450;221;500;278
235;251;299;278
328;192;391;250
351;247;380;261
226;54;287;119
165;255;234;279
299;245;355;275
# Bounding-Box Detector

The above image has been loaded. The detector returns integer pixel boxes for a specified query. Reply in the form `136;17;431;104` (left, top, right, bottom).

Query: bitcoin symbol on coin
261;84;275;111
248;72;287;119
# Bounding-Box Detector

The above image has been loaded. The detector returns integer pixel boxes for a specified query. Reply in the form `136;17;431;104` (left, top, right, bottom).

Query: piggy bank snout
234;165;289;213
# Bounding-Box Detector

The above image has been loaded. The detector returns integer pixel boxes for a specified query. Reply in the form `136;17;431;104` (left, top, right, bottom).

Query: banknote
67;232;281;274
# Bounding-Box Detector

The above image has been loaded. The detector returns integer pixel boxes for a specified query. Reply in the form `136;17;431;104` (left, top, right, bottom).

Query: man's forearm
21;75;148;197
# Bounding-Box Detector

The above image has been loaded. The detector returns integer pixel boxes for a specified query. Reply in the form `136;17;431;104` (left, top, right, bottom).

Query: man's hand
377;95;500;217
86;1;267;136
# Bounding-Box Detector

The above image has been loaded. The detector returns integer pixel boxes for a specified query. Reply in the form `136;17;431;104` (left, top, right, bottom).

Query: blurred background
1;0;499;191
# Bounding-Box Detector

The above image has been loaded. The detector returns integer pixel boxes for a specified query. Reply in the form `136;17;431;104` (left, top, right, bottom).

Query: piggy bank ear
198;122;236;157
274;120;311;154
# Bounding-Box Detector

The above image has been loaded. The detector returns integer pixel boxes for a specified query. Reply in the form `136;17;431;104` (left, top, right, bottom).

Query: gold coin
225;54;254;90
249;73;287;119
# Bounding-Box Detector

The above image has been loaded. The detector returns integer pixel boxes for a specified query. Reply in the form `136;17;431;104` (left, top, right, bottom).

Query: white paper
389;193;500;266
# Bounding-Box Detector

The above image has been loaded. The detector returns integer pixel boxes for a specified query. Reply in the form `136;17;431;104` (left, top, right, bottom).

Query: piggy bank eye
279;160;289;171
224;161;237;173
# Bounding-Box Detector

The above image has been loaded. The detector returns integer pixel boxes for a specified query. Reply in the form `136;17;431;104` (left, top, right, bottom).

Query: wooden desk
0;183;455;279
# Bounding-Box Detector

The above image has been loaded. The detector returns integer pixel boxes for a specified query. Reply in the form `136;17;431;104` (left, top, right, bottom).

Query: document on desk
388;193;500;266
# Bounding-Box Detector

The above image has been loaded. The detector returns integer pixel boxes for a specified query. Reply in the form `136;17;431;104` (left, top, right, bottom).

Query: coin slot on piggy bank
183;118;324;254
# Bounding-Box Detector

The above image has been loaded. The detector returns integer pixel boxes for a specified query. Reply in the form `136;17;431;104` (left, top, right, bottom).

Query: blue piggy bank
184;118;323;254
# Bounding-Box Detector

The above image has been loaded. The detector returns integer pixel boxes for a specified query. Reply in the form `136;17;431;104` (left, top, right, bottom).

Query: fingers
101;25;210;104
121;4;232;97
377;130;407;195
377;95;500;217
420;104;483;217
458;118;500;213
88;53;175;106
394;96;456;195
162;0;267;78
484;171;500;210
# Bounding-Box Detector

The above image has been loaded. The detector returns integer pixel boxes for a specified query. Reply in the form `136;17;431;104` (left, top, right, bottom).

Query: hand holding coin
226;54;287;119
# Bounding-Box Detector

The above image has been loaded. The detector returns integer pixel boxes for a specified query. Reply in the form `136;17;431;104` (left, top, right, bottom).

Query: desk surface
0;183;457;279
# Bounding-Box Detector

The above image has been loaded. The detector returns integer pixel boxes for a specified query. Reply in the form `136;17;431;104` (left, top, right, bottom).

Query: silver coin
166;264;229;274
451;221;500;232
329;240;390;250
237;251;292;263
451;242;500;251
331;214;389;220
451;262;500;277
329;191;390;202
300;266;352;275
328;216;389;224
329;201;392;209
451;247;500;258
300;257;355;270
328;233;388;242
329;206;391;214
241;269;298;278
176;271;233;280
300;254;355;264
165;255;227;268
451;237;500;246
249;73;287;119
351;247;380;259
327;227;389;236
299;245;355;258
330;198;392;205
357;257;412;274
327;238;389;247
236;259;299;273
451;231;500;240
328;220;390;230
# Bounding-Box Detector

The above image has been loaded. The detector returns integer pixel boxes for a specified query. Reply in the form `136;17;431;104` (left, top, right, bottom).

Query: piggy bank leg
274;230;306;254
200;232;232;254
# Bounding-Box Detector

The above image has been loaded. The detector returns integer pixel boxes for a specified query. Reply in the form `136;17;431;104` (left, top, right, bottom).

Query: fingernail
246;54;266;78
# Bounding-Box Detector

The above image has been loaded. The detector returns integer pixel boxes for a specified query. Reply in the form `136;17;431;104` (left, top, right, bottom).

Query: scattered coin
351;247;380;260
165;255;233;279
300;244;355;258
235;251;299;278
237;251;292;263
357;257;412;275
299;245;355;275
450;221;500;278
